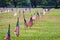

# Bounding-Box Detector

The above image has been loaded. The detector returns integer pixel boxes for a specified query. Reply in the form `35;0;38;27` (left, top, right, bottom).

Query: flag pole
4;24;10;40
14;17;19;37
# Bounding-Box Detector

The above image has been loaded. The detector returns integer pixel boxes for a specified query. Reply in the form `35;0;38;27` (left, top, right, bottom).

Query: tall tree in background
30;0;37;8
0;0;7;7
55;0;60;8
41;0;47;4
0;0;59;7
11;0;17;7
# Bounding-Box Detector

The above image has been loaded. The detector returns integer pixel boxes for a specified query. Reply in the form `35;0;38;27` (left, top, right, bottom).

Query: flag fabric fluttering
28;16;33;27
4;24;10;40
24;18;28;27
14;18;19;37
22;9;28;27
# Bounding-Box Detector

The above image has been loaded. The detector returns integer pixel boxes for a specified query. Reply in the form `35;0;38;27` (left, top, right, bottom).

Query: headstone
43;9;46;15
14;13;17;16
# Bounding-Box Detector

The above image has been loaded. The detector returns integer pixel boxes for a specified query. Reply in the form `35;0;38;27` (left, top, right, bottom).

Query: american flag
14;18;19;37
28;16;33;27
24;18;28;27
4;24;10;40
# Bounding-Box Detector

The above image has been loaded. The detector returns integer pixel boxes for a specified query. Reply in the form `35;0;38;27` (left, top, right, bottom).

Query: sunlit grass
0;8;60;40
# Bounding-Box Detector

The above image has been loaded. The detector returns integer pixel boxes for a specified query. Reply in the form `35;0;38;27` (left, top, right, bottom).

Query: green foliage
0;0;58;7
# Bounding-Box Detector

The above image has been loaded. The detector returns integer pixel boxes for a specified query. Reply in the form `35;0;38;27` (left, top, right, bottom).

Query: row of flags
23;8;53;27
4;18;19;40
27;16;33;27
4;17;33;40
24;16;33;27
24;18;28;27
4;8;53;40
23;10;33;27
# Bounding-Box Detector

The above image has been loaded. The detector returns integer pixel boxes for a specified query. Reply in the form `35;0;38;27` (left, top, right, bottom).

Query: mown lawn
0;8;60;40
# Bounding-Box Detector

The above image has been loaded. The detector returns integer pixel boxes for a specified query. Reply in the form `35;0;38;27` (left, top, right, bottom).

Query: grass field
0;8;60;40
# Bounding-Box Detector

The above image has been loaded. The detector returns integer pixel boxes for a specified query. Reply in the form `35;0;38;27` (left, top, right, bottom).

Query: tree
0;0;7;7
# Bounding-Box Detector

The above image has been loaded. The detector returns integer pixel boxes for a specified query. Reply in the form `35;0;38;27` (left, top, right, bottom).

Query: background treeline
0;0;60;8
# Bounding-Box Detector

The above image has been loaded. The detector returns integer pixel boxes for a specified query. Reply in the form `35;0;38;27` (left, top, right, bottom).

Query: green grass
0;8;60;40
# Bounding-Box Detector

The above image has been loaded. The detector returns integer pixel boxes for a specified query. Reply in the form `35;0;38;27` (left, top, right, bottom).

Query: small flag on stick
14;18;19;37
4;24;10;40
28;16;33;27
24;18;28;27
